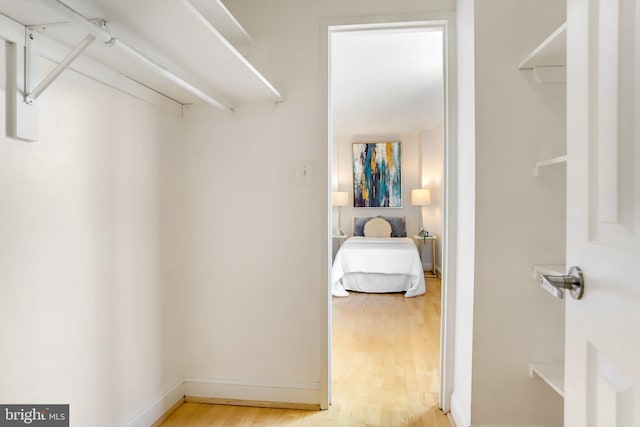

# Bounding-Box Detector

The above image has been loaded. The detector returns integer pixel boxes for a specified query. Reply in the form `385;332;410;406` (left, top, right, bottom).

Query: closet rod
38;0;232;110
112;39;230;110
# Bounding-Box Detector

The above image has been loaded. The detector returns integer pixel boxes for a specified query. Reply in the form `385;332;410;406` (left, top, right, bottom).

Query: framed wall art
352;141;402;208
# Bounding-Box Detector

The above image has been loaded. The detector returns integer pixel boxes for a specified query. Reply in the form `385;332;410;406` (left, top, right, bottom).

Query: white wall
179;0;455;405
179;106;328;403
0;49;185;426
332;133;423;236
455;1;567;425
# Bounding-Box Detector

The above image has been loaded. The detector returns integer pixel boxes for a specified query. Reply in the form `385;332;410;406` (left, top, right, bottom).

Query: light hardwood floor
160;277;449;426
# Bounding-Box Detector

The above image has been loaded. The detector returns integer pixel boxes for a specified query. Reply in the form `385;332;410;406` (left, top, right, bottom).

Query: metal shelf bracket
24;26;98;105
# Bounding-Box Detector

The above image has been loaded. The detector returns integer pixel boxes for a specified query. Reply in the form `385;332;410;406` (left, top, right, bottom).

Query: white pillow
363;217;392;238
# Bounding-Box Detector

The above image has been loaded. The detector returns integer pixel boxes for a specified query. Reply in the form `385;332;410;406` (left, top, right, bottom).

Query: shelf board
530;362;565;397
0;0;283;108
187;0;254;47
534;155;567;176
519;22;567;70
533;66;566;83
179;0;283;104
533;264;566;280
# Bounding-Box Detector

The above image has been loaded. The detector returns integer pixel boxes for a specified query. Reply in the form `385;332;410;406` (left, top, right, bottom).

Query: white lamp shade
411;188;431;206
332;191;349;207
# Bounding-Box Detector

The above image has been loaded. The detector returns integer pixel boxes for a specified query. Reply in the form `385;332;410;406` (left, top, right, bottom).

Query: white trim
439;12;458;414
123;378;185;427
120;375;323;426
321;10;458;415
450;392;471;427
320;18;332;410
183;376;320;405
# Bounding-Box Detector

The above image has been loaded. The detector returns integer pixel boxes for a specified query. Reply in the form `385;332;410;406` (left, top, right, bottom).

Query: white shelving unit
187;0;254;47
529;363;565;397
519;22;567;83
534;155;567;176
0;0;283;111
524;22;568;403
518;22;567;68
524;24;568;175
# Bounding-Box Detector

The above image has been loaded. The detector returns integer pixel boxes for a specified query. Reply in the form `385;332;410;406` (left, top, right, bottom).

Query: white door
565;0;640;425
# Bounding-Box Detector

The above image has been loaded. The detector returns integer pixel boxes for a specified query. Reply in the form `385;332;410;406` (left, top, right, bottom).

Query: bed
332;216;426;298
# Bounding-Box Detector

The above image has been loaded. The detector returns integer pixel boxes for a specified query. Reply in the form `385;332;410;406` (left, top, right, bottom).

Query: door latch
540;266;585;300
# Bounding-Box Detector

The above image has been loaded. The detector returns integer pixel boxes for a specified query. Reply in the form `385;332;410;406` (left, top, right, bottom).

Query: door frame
320;11;458;411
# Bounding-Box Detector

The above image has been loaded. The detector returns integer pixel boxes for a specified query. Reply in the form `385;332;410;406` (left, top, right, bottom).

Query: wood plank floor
160;277;448;426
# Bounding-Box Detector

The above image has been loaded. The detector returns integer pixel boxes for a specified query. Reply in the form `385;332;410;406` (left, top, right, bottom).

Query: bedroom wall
455;0;567;425
179;0;455;406
332;133;423;236
419;124;444;271
0;49;185;426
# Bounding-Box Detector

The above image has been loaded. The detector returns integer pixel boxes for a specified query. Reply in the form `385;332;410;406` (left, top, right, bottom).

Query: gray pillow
353;216;406;237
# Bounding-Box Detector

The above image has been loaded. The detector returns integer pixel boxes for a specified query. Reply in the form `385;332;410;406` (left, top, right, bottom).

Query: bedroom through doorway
327;18;451;419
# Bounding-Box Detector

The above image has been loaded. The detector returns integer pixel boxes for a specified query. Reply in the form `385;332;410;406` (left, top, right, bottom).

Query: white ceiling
331;27;444;136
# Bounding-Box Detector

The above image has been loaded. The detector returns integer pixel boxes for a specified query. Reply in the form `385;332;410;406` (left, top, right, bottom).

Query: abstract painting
352;142;402;208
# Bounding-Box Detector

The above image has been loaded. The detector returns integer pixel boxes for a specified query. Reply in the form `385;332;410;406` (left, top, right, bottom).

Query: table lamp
411;188;431;237
332;191;349;235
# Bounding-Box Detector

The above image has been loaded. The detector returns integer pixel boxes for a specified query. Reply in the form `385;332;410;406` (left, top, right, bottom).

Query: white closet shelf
534;155;567;176
519;22;567;70
0;0;283;109
187;0;254;48
529;362;565;397
533;264;566;280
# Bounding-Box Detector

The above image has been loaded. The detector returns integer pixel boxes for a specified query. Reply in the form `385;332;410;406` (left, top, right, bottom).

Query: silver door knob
540;266;585;300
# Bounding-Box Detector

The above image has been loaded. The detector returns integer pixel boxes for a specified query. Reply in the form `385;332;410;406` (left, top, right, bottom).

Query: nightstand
412;235;437;277
332;234;348;262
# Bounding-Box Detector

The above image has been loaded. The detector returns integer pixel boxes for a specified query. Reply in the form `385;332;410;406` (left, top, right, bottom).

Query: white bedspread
332;237;426;298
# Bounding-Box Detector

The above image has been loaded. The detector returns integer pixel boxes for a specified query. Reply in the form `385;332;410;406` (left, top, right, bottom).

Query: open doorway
325;17;454;418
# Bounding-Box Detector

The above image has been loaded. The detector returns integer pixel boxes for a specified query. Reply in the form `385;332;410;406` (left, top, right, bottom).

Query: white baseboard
124;378;185;427
183;376;320;405
122;376;320;426
450;392;471;427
